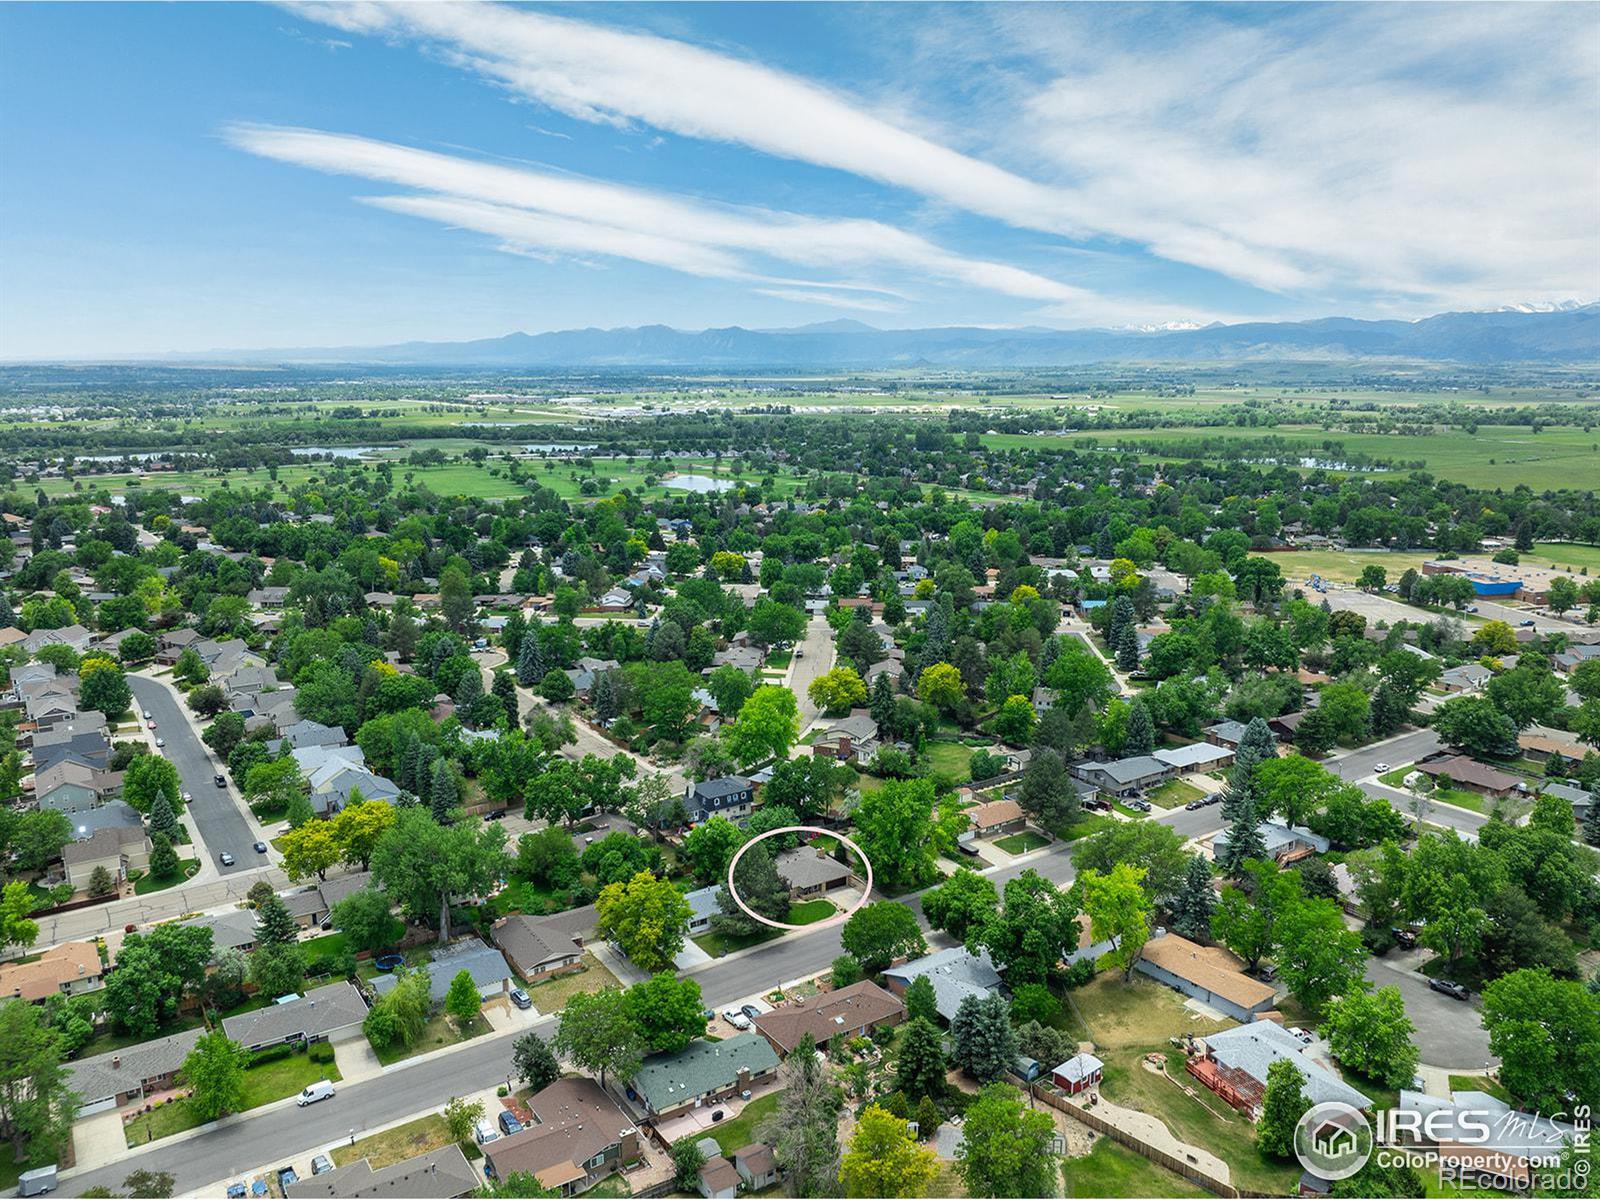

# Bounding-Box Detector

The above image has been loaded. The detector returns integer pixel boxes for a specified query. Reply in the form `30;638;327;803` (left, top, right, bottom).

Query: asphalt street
1365;955;1494;1071
129;675;260;876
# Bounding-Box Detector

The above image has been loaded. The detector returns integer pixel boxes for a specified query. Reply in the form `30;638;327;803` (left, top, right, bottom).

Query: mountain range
185;305;1599;367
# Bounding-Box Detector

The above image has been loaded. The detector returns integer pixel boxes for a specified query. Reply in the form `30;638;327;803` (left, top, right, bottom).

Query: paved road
791;615;836;729
1365;955;1494;1070
1330;727;1492;837
129;675;259;876
33;867;286;947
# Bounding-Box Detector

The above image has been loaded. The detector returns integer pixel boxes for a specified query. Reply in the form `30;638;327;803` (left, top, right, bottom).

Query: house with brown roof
751;980;905;1056
482;1077;639;1196
491;914;585;983
968;798;1026;839
1134;933;1277;1023
1518;725;1583;764
733;1144;778;1191
1414;755;1520;798
0;940;104;1002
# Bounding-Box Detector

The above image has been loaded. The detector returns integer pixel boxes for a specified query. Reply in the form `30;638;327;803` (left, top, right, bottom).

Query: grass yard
710;1092;779;1156
694;926;780;958
765;650;793;669
123;1050;342;1146
132;859;199;894
374;1012;491;1067
1429;786;1491;814
924;1162;967;1198
1379;765;1414;786
924;740;974;783
299;931;349;959
1062;1135;1209;1198
1052;811;1118;843
334;1113;456;1170
1448;1074;1513;1104
1147;779;1205;809
521;951;620;1010
786;899;836;925
994;831;1051;855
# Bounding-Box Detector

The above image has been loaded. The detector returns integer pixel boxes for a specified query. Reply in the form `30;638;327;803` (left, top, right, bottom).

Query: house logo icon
1294;1102;1373;1181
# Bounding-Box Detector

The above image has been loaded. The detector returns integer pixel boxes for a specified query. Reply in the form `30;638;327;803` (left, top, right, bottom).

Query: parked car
155;737;165;748
181;791;192;805
225;1185;247;1199
1289;1027;1313;1045
147;720;157;730
1374;762;1391;774
498;1110;522;1136
1429;977;1470;1001
1253;964;1277;983
141;709;152;720
1185;798;1205;810
1393;927;1418;948
254;841;268;854
740;1004;763;1022
219;852;235;866
215;773;228;787
474;1119;500;1146
296;1080;336;1107
276;1167;298;1194
510;987;532;1010
1521;619;1537;627
310;1155;334;1176
794;648;804;658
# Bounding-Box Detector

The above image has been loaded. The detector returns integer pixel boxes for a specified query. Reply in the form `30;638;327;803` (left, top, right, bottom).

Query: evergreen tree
148;792;181;843
1257;1059;1311;1159
949;992;1018;1084
904;974;938;1025
870;671;897;731
893;1017;948;1103
401;735;424;794
1124;698;1155;756
1116;622;1141;672
593;671;620;722
491;672;519;727
1170;855;1217;940
254;894;298;947
454;665;483;709
430;759;458;824
1217;796;1268;877
515;630;543;687
1220;716;1275;822
1583;795;1600;847
1109;595;1136;651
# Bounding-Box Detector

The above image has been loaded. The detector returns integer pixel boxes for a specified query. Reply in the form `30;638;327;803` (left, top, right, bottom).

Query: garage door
77;1096;117;1118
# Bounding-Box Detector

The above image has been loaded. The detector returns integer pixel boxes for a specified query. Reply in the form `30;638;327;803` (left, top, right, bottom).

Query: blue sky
2;2;1595;358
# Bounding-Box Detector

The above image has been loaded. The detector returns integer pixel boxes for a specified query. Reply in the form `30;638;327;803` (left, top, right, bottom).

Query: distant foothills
86;304;1600;368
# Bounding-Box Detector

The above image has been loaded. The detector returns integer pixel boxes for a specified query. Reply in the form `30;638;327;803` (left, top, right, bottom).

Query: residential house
882;947;1002;1025
1154;742;1235;775
63;824;150;891
68;801;143;841
1212;821;1330;866
285;1145;477;1200
155;628;204;664
1414;755;1520;799
1205;720;1275;751
483;1077;639;1196
1394;1090;1576;1190
684;885;722;935
1072;755;1175;798
22;624;92;655
1518;725;1584;764
811;713;881;764
1554;643;1600;673
247;586;290;608
710;646;764;674
1536;780;1593;824
65;1027;205;1115
752;981;905;1056
733;1144;778;1191
0;940;105;1002
32;730;111;774
183;909;261;955
1438;663;1492;694
1134;933;1277;1023
312;872;376;920
1052;1052;1103;1095
34;760;121;815
629;1033;780;1119
491;915;585;983
1065;913;1118;969
371;939;511;1006
773;848;853;899
1266;710;1309;741
967;798;1026;839
221;981;369;1050
1192;1022;1371;1116
683;777;755;827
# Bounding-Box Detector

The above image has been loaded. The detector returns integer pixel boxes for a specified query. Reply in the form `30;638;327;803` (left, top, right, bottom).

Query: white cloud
227;123;1208;322
285;0;1598;311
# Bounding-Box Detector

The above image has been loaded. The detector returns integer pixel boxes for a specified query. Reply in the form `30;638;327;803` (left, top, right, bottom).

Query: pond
664;474;738;493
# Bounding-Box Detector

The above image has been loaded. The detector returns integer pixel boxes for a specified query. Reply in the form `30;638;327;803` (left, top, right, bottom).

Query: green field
994;831;1050;855
1063;1136;1209;1198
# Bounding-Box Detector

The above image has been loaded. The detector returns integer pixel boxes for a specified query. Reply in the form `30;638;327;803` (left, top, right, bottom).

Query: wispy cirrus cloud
283;0;1598;312
226;123;1209;323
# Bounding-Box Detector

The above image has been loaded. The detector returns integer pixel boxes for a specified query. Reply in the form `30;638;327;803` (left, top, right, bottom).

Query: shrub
1061;958;1095;989
308;1041;335;1064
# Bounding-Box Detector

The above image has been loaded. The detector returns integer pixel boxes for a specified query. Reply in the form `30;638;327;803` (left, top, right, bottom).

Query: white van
474;1119;500;1146
296;1080;336;1107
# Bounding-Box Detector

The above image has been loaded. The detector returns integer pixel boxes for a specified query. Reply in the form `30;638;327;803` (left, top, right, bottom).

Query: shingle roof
66;1027;205;1104
631;1034;779;1112
492;915;584;973
1053;1052;1103;1084
484;1078;633;1182
1204;1022;1371;1110
752;980;904;1054
1084;755;1169;785
1154;742;1233;770
1137;933;1277;1011
285;1145;478;1199
221;981;367;1046
883;947;1002;1023
773;848;852;891
969;799;1023;831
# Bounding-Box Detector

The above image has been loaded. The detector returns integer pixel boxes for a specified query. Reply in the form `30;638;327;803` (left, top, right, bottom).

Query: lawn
521;951;620;1010
132;859;199;894
1428;786;1491;814
694;926;780;959
1062;1135;1209;1198
765;650;793;669
1448;1074;1512;1104
710;1092;779;1156
1052;811;1118;843
924;740;973;783
334;1113;456;1170
374;1012;492;1067
1147;779;1205;809
994;831;1051;855
299;931;350;959
123;1049;342;1146
786;899;836;925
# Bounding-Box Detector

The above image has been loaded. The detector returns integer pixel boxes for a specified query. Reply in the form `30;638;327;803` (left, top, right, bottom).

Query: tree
187;683;227;718
949;992;1018;1084
250;942;305;999
553;987;644;1089
1257;1059;1311;1159
713;840;789;937
79;656;131;718
512;1032;562;1093
1123;699;1155;756
970;869;1076;986
87;864;116;898
445;969;482;1031
852;777;939;890
1481;969;1600;1113
1211;859;1300;970
916;662;966;713
623;972;707;1055
956;1082;1060;1199
430;757;459;823
1419;876;1487;970
180;1031;248;1123
596;871;692;972
671;1137;706;1190
331;887;399;954
539;668;576;704
763;1033;841;1197
254;893;299;947
0;882;40;954
992;694;1036;745
1274;898;1367;1014
903;974;938;1025
920;869;997;942
841;902;926;974
681;816;744;885
444;1095;486;1148
893;1017;948;1104
1549;575;1580;615
123;752;181;815
120;1170;178;1199
1073;820;1189;905
147;791;181;843
840;1104;938;1199
1017;748;1079;831
0;999;74;1168
330;799;396;871
363;967;431;1050
1432;695;1518;758
148;832;179;881
725;685;799;766
808;667;867;716
370;808;507;943
1077;862;1153;980
1170;855;1217;941
831;955;863;988
278;819;340;882
1322;987;1419;1088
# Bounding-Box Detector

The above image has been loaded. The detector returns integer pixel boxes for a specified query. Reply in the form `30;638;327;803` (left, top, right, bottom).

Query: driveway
1364;954;1494;1070
70;1110;128;1173
130;674;259;876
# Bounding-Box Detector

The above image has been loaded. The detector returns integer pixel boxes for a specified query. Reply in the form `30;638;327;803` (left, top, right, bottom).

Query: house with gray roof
1154;742;1235;773
882;946;1001;1024
1438;663;1493;693
221;981;368;1050
683;776;755;826
630;1034;780;1119
1072;755;1176;797
275;719;349;750
286;1144;477;1200
1212;820;1330;866
684;885;722;934
491;914;584;983
182;908;261;954
1201;1021;1370;1113
774;848;853;898
370;939;510;1006
1535;780;1592;822
66;1027;206;1114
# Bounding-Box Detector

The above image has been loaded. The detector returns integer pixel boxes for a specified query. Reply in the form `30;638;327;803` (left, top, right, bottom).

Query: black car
253;841;268;854
1429;977;1470;1001
214;773;228;787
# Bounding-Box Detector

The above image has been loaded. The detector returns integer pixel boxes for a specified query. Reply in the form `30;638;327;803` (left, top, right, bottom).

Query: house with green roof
628;1033;779;1120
